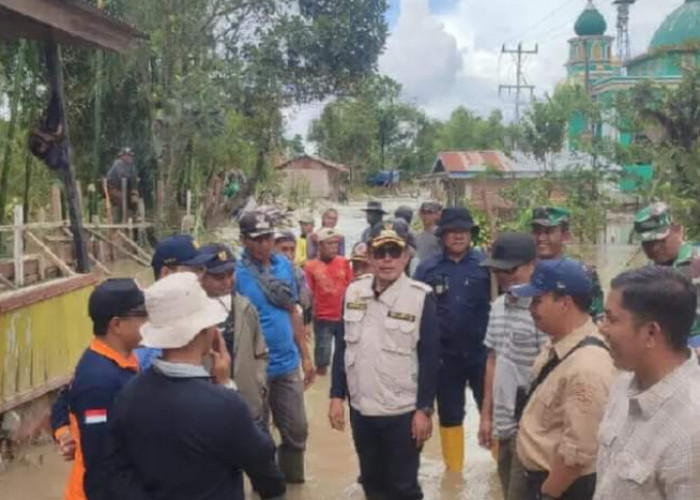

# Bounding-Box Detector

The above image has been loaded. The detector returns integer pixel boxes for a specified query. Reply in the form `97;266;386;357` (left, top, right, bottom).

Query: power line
499;43;539;123
503;0;579;44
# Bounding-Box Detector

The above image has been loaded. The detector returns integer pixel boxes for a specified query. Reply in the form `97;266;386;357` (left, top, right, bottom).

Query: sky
285;0;685;141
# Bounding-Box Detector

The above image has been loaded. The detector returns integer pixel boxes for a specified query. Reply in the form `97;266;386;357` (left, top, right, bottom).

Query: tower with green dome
566;0;616;83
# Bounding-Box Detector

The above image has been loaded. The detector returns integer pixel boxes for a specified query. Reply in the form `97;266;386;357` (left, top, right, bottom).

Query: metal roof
276;155;349;173
0;0;145;52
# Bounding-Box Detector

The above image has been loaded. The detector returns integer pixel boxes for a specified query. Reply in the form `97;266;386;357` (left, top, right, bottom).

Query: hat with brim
180;252;216;267
510;282;548;298
481;257;524;271
140;273;228;349
370;230;406;249
362;200;388;215
638;228;671;243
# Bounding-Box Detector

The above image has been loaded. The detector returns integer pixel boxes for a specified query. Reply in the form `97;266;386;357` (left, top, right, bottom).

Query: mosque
565;0;700;163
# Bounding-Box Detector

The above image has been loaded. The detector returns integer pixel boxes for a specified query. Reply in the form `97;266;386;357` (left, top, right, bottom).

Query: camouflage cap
634;202;672;242
531;206;570;228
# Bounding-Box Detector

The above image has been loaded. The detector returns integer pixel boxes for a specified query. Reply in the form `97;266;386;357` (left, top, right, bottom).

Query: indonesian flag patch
84;409;108;425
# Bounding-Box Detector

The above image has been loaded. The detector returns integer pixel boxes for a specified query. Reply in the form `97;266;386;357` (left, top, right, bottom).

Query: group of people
49;197;700;500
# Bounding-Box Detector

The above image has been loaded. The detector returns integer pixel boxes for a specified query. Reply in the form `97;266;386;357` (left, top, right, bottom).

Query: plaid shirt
594;353;700;500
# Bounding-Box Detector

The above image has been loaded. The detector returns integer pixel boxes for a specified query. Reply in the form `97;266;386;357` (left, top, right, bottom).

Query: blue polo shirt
236;251;300;377
414;249;491;361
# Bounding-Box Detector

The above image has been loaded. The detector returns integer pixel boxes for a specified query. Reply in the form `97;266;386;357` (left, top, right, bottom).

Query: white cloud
286;0;684;137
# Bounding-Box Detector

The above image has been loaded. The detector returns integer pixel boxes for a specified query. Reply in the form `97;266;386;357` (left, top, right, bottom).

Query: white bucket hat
140;272;227;349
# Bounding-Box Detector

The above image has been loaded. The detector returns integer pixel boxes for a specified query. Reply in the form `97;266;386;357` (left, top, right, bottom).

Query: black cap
394;206;414;224
437;207;479;237
274;230;296;243
239;210;275;238
200;243;236;274
361;200;388;214
151;235;211;275
481;232;536;270
89;278;146;323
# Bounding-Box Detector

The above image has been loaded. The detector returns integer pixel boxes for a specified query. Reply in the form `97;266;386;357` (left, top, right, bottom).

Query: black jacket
103;367;284;500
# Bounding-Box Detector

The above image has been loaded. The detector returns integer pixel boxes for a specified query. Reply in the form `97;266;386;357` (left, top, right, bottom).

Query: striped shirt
594;353;700;500
484;293;547;439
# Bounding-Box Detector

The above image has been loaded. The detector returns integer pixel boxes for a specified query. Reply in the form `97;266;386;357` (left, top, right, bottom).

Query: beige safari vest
343;274;431;416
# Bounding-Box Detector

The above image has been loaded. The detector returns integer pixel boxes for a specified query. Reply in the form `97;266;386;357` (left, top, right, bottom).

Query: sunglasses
371;244;403;260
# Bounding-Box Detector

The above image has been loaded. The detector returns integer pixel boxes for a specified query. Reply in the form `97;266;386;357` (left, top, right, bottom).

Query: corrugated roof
433;150;514;174
276;155;349;173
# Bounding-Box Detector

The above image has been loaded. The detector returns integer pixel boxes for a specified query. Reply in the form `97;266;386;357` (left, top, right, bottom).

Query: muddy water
0;196;641;500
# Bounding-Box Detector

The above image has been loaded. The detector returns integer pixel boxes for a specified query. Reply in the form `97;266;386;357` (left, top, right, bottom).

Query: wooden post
51;184;62;222
136;198;146;246
75;180;83;218
45;41;90;273
13;205;24;288
121;177;128;224
102;178;113;224
156;179;164;225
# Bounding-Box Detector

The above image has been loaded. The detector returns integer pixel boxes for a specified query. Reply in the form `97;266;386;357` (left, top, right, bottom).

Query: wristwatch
417;407;434;417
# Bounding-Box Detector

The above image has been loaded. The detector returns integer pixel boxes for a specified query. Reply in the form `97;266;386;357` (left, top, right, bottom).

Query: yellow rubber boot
439;425;464;472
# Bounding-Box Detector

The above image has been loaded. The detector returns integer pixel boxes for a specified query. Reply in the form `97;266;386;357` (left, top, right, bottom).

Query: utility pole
499;43;538;123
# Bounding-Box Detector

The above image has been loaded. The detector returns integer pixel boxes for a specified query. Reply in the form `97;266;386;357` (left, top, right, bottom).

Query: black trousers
349;408;423;500
525;470;596;500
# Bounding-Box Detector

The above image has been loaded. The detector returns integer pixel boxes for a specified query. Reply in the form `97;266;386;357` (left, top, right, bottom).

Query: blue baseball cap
151;235;211;275
200;243;236;274
511;259;592;298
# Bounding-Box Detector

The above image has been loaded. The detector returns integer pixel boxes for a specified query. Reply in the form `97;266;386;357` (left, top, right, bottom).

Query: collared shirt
304;256;354;321
415;227;441;263
414;248;491;359
484;293;547;439
594;353;700;500
58;339;139;500
517;320;616;474
236;251;299;377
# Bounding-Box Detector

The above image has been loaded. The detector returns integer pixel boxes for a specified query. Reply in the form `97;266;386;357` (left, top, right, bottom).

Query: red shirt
304;256;353;321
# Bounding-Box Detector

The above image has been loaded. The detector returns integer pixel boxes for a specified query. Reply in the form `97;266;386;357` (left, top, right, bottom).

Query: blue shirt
236;251;300;377
134;347;161;369
414;249;491;360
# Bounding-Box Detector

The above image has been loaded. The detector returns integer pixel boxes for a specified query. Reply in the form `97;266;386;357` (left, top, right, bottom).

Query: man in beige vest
329;229;440;500
512;259;616;500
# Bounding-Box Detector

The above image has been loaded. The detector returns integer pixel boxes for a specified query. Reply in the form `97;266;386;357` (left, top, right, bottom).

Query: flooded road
0;196;640;499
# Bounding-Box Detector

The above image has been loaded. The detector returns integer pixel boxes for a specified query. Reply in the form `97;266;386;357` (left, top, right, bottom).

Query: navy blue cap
511;259;592;298
151;235;211;274
437;207;479;237
200;243;236;274
89;278;146;322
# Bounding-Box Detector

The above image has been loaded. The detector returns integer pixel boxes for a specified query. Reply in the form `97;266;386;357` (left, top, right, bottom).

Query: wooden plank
0;374;71;414
62;227;111;275
121;177;128;224
0;274;97;314
0;0;143;53
51;183;62;222
116;231;151;260
84;227;150;267
0;221;154;232
13;205;24;288
25;230;75;277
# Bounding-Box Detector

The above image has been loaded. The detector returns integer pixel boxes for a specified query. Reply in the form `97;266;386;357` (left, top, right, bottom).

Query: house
423;150;612;210
276;155;349;201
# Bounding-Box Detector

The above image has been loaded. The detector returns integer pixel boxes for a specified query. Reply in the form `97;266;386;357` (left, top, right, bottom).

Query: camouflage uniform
531;206;605;321
634;202;700;344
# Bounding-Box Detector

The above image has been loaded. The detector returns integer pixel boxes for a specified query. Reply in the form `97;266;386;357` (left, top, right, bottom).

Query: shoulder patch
409;280;432;293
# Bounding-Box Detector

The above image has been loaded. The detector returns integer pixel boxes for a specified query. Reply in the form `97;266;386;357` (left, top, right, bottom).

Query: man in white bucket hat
105;272;286;500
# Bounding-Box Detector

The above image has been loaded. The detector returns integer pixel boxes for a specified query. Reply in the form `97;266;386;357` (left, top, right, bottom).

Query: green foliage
0;0;388;228
613;67;700;239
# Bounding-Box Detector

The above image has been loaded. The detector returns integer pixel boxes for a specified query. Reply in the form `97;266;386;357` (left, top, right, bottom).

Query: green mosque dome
649;0;700;51
574;1;607;37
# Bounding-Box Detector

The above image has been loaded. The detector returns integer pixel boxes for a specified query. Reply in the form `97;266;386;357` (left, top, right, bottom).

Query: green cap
634;202;672;242
531;206;570;227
